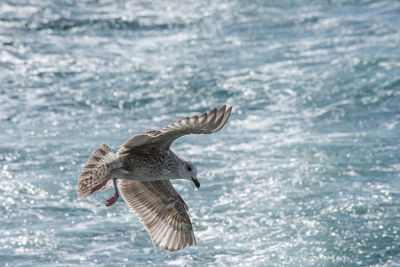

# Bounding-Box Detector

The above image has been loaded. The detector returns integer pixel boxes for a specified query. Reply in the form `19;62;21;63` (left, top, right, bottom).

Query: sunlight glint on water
1;0;400;266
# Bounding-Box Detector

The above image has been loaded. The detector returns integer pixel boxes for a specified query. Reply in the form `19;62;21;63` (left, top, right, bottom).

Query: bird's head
178;159;199;188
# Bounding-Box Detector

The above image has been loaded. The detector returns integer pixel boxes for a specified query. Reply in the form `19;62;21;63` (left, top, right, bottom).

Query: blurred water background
1;0;400;266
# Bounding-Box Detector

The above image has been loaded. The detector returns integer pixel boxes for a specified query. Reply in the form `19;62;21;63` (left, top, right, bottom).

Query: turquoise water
1;0;400;266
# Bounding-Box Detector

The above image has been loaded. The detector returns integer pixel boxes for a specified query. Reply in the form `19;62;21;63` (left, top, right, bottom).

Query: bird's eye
187;165;192;172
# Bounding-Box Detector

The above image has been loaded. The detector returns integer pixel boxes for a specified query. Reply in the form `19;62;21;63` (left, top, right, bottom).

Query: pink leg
105;178;119;207
90;169;117;194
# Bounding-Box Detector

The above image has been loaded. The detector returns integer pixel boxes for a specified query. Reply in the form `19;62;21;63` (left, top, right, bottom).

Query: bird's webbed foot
105;178;119;207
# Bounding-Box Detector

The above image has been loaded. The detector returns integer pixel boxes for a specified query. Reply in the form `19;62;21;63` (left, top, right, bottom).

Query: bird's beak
191;176;200;188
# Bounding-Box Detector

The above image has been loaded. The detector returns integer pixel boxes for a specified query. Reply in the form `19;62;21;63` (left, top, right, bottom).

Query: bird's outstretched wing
118;105;232;155
119;179;196;251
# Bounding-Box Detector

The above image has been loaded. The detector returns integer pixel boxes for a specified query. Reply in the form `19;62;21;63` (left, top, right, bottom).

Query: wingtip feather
212;105;232;133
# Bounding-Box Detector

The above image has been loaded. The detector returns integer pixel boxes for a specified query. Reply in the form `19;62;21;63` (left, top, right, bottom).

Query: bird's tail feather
77;144;121;197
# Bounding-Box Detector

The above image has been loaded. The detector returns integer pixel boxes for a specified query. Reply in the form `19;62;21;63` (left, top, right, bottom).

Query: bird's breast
119;153;177;181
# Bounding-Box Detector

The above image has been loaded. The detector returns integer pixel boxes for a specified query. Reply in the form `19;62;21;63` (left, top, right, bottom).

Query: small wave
22;17;186;32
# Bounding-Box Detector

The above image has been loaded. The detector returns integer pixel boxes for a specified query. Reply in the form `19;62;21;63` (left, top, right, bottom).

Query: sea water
1;0;400;266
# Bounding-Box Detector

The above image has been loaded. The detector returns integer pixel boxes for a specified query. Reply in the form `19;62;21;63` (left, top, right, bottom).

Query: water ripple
1;0;400;266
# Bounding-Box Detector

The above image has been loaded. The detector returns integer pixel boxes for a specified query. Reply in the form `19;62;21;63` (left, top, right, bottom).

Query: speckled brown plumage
77;105;232;252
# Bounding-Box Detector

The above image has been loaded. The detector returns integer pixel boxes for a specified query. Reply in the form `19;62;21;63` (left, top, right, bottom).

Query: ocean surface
1;0;400;266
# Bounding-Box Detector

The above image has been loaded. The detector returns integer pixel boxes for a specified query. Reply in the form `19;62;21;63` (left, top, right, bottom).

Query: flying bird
77;105;232;251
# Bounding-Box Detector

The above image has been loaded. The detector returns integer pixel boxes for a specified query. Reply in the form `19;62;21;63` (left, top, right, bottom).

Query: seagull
77;105;232;251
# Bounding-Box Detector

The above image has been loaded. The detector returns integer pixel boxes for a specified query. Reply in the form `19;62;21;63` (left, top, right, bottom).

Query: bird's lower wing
119;179;196;252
